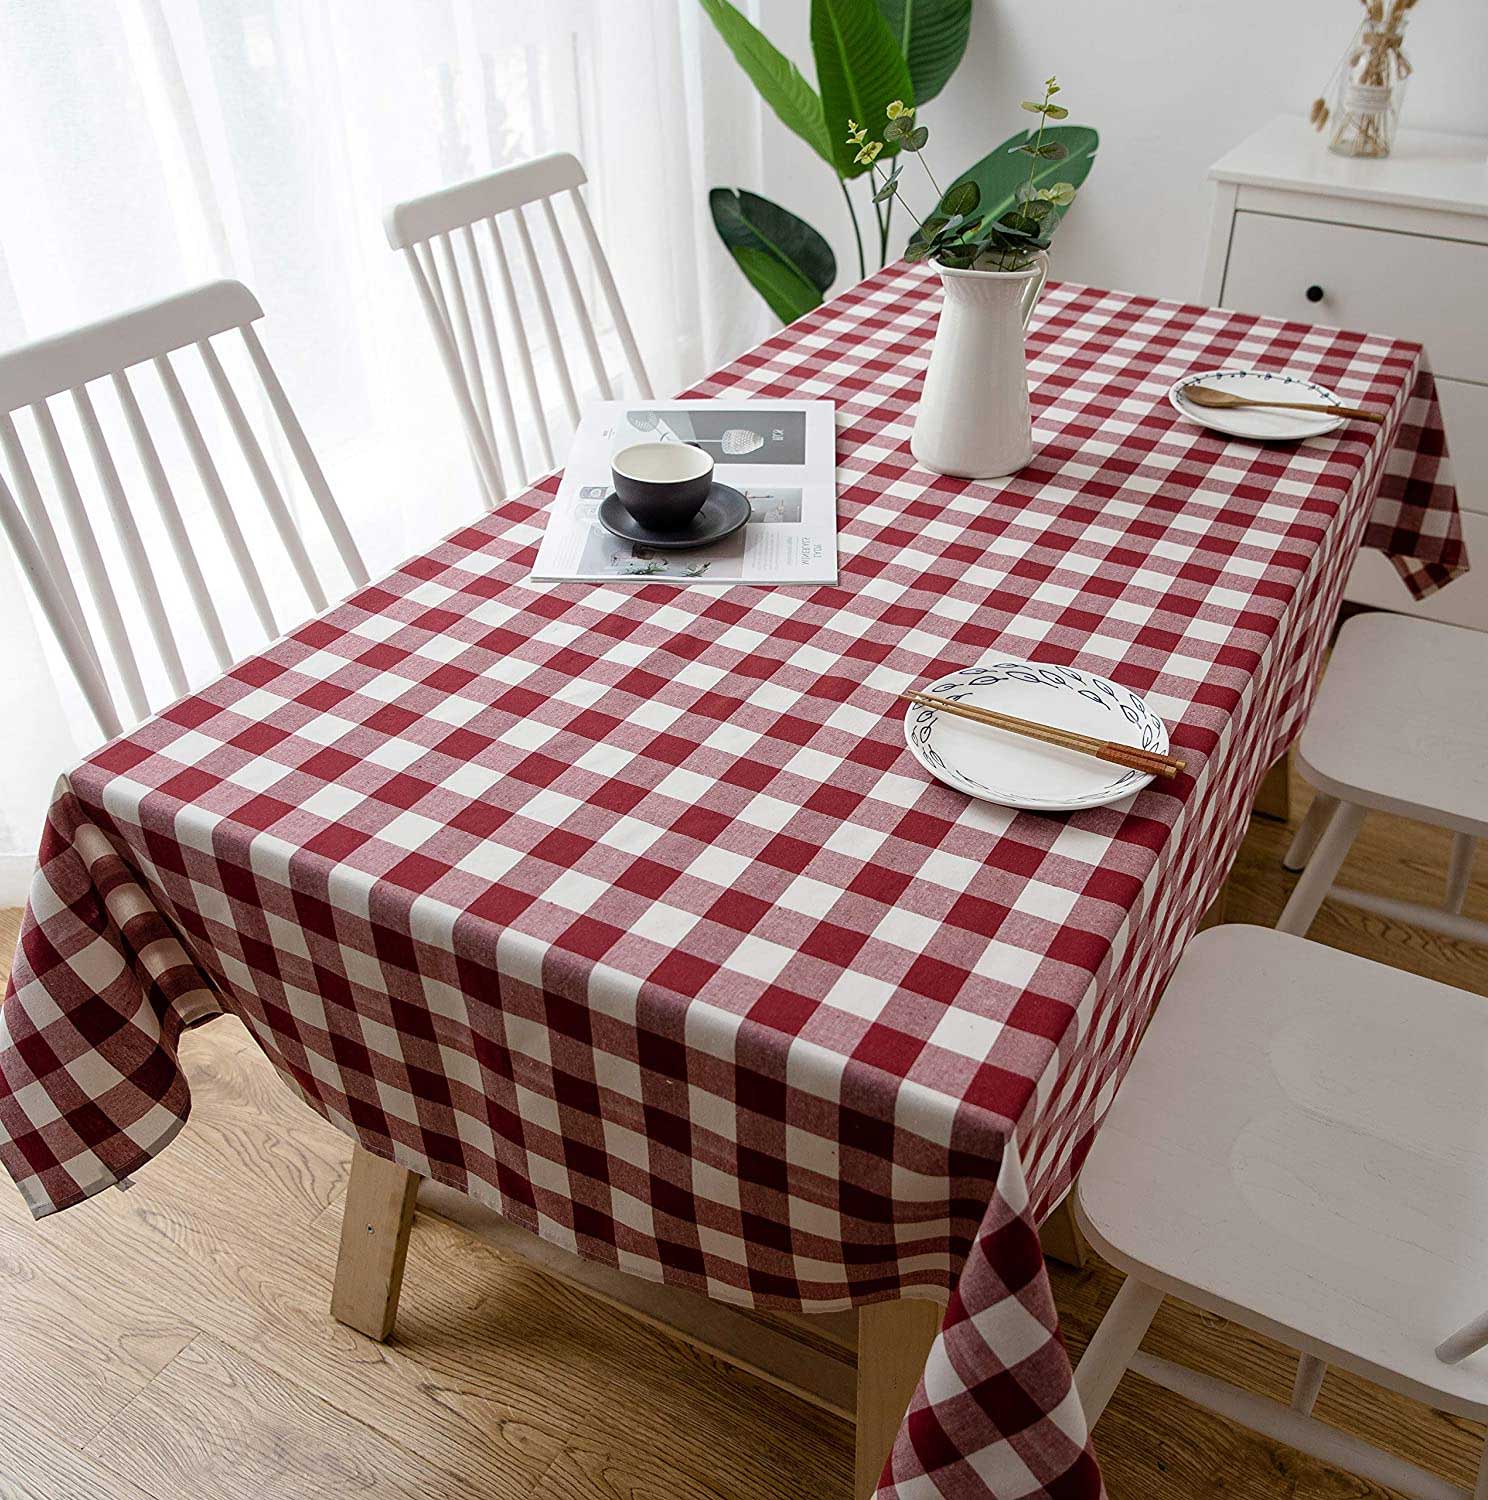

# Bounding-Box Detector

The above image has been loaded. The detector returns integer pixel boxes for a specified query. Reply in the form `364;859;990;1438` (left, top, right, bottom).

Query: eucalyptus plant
861;78;1081;271
699;2;1098;321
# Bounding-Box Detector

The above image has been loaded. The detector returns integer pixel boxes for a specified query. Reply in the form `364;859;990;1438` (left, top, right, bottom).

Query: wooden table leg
1039;1195;1089;1270
1196;880;1230;931
331;1144;419;1341
855;1298;942;1499
1253;756;1292;823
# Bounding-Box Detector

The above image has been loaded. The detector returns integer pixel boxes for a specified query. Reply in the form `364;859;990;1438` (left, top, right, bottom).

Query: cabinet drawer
1346;507;1488;629
1223;212;1488;383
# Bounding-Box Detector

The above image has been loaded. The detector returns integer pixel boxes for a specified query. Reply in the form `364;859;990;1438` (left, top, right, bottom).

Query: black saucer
598;483;750;551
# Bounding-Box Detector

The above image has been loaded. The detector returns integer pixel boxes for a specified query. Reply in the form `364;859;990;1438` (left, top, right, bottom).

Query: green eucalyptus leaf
697;0;834;166
1020;197;1053;220
872;174;901;203
710;187;836;324
811;0;915;177
874;0;972;103
1044;103;1069;119
904;124;930;151
938;180;979;217
938;124;1098;242
884;115;909;141
1036;141;1069;160
1043;180;1077;206
1020;100;1045;113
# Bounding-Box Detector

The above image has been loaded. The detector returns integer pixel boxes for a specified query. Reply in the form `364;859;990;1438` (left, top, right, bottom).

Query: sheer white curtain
0;0;770;903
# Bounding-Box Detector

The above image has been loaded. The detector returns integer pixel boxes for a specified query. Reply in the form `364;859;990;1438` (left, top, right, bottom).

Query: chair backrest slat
459;224;526;484
0;279;367;738
196;337;327;615
0;411;107;691
112;367;232;672
387;152;653;503
485;215;555;470
435;231;501;499
238;327;370;590
152;353;278;641
400;244;504;507
569;188;654;401
30;400;152;723
542;195;611;402
511;204;580;430
72;381;191;697
0;470;123;739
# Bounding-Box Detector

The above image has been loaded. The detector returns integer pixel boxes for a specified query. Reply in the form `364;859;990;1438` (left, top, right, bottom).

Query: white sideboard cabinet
1203;116;1488;627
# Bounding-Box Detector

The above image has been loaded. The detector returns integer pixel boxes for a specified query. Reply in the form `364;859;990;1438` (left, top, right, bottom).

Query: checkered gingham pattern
0;260;1465;1500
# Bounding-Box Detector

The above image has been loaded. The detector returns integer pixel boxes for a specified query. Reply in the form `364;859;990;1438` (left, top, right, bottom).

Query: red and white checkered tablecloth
0;261;1465;1499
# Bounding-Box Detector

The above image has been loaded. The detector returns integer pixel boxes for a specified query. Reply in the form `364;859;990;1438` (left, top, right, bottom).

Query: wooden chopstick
902;690;1186;781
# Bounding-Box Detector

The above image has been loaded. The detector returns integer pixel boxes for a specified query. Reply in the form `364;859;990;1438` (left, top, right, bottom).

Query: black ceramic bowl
611;442;715;531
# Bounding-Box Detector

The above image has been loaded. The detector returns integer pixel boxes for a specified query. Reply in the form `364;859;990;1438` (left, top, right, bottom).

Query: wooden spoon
1184;384;1385;424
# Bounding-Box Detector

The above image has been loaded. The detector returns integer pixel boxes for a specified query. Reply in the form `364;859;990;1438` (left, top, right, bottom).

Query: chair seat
1077;925;1488;1422
1297;612;1488;837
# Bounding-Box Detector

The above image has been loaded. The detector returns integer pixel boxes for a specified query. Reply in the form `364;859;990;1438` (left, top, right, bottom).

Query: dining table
0;256;1465;1500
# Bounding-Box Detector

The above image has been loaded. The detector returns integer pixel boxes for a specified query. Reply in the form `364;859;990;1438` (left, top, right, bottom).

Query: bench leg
855;1298;942;1499
331;1144;419;1341
1278;800;1366;937
1073;1275;1164;1428
1283;794;1339;873
1291;1352;1327;1414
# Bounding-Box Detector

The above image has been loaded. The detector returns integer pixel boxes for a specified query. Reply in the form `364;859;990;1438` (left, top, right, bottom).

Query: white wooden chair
1277;612;1485;944
1073;925;1488;1499
385;151;653;510
0;280;369;740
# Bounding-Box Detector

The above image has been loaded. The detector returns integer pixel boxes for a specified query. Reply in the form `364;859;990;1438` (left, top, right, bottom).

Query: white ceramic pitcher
910;252;1048;479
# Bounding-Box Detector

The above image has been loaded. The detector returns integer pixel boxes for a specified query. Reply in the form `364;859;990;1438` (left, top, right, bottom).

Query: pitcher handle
1020;251;1050;331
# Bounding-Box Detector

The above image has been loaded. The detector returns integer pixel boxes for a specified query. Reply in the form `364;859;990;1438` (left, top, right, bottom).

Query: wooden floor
2;781;1487;1499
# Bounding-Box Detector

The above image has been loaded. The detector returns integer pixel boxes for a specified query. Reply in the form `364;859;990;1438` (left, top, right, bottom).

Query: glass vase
1328;18;1409;159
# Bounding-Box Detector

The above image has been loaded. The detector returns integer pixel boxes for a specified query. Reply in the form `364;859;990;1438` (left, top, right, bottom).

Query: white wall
744;0;1488;304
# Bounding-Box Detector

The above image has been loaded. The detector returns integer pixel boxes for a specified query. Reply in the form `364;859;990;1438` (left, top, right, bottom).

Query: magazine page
529;400;837;585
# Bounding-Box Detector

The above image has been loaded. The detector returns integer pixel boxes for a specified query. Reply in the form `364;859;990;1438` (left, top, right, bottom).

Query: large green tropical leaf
710;188;837;324
697;0;835;167
942;124;1099;233
874;0;972;103
810;0;914;178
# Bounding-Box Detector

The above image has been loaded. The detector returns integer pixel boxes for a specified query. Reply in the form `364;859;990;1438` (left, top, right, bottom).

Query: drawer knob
1305;284;1325;303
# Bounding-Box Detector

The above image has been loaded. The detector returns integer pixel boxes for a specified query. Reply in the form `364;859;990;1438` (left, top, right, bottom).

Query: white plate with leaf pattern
903;660;1170;812
1168;367;1345;441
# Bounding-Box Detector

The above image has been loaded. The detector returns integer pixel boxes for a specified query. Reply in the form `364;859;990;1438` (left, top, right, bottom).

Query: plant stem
913;150;946;206
1023;81;1052;204
882;195;895;263
867;161;929;245
838;175;866;280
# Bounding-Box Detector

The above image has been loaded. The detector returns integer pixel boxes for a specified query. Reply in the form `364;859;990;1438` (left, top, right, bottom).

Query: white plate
904;660;1170;812
1169;367;1345;441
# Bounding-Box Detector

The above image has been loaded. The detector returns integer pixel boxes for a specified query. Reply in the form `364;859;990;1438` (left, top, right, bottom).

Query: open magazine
529;400;837;585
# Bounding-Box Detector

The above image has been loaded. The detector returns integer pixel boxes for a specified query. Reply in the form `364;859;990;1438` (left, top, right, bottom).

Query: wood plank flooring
2;780;1485;1498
